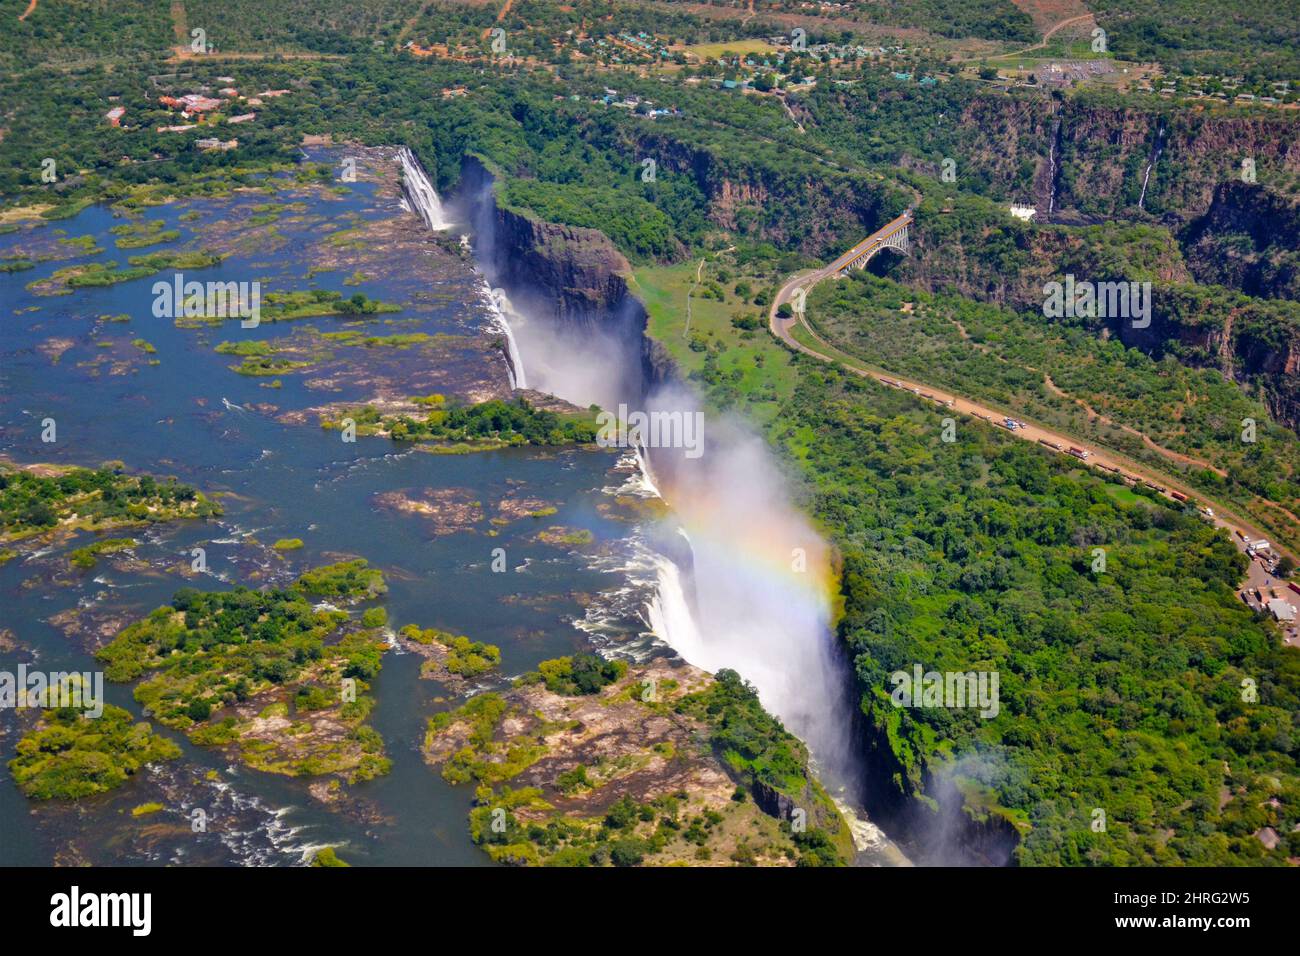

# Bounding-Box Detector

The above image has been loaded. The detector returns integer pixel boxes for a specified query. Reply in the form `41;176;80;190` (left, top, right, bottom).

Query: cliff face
630;129;903;259
457;155;665;397
495;206;632;320
902;211;1300;431
460;156;633;322
927;92;1300;225
897;208;1192;308
1057;103;1300;221
852;700;1021;866
1182;181;1300;301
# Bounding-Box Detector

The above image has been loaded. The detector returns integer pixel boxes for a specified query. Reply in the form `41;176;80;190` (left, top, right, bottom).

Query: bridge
769;210;914;324
824;210;912;274
765;208;1292;567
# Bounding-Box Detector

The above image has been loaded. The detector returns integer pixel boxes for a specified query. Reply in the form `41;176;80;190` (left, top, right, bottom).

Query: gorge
414;148;911;863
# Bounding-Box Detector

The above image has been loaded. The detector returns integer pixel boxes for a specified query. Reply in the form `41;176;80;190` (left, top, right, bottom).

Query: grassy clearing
632;261;798;426
683;39;779;59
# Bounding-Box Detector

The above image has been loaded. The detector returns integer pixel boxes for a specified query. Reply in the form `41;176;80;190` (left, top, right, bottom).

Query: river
0;145;903;865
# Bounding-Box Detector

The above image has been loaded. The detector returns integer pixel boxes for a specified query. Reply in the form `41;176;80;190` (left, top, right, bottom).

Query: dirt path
957;11;1095;62
1005;12;1094;57
18;0;36;21
169;0;186;51
1041;374;1228;475
767;232;1293;564
778;94;806;134
683;257;705;338
481;0;514;39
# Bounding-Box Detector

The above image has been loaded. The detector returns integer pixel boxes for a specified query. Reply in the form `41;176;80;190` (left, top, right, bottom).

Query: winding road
767;215;1294;573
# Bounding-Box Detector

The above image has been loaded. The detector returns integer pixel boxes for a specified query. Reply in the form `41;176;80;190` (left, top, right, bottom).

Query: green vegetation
293;558;386;598
57;234;102;255
68;536;136;570
126;250;225;272
0;463;220;542
95;563;391;781
805;269;1300;554
310;847;350;867
642;225;1300;863
772;363;1300;864
401;625;501;677
534;527;595;547
520;654;627;696
9;704;180;800
1092;0;1300;79
272;537;305;550
3;0;1298;869
635;259;802;426
427;660;851;866
677;668;808;798
263;290;398;322
322;396;598;447
64;263;157;288
111;219;179;249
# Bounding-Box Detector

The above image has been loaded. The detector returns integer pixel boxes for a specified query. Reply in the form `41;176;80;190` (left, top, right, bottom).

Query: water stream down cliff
398;146;452;231
426;151;907;864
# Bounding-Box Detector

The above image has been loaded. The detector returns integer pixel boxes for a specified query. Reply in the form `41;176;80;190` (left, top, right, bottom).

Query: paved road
767;216;1293;577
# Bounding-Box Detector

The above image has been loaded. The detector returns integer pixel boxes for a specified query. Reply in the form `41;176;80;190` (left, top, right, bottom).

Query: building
159;93;223;113
1266;598;1296;623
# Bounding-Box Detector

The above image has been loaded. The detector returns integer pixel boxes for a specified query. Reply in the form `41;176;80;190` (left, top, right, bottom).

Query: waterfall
397;146;451;231
480;283;528;391
1046;116;1062;218
456;164;904;861
398;153;526;390
634;421;901;861
1138;122;1165;212
644;543;705;660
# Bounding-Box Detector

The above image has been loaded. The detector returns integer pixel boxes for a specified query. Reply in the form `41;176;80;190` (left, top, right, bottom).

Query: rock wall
1182;181;1300;301
850;696;1022;866
460;155;634;323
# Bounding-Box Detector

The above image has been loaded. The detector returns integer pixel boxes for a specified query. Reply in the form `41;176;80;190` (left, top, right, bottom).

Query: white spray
478;280;529;391
397;146;452;231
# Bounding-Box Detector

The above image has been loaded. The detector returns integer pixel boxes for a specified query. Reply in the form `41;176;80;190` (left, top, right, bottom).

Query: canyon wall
1182;181;1300;301
626;129;907;258
460;155;635;322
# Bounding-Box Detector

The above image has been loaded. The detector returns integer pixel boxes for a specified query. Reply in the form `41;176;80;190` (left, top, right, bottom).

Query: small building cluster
143;78;291;137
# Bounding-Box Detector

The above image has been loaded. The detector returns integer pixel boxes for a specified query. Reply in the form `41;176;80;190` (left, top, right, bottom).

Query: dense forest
771;364;1300;864
1091;0;1300;80
805;270;1300;555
